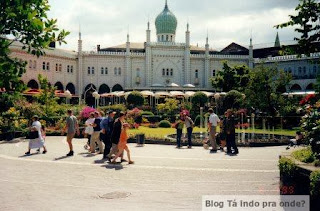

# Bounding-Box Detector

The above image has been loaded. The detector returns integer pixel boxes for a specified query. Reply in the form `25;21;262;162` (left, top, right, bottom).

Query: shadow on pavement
102;163;124;171
19;152;40;157
54;155;69;161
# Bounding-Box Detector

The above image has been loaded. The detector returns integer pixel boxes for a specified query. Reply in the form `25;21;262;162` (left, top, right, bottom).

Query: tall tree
36;74;58;116
0;0;69;112
245;65;292;116
276;0;320;55
211;61;250;92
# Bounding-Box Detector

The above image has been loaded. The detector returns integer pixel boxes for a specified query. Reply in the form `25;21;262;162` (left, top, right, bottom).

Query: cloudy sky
47;0;300;51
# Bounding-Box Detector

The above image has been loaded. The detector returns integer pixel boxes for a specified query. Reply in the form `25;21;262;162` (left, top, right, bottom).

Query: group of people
175;108;239;155
25;109;134;164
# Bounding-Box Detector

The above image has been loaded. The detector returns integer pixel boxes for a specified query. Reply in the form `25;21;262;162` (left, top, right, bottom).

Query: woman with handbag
25;115;47;155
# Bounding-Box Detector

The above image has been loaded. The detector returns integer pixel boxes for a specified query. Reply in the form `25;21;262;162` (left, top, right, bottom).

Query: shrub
310;170;320;196
194;115;204;127
292;147;316;163
141;111;154;116
127;91;144;107
278;157;298;178
100;104;127;113
191;92;208;107
158;120;171;128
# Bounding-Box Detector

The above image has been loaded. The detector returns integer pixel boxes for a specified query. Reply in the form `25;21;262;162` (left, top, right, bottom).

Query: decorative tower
155;0;178;42
274;32;280;47
77;28;83;104
125;33;132;88
249;37;254;69
204;34;210;88
145;22;152;87
184;23;191;84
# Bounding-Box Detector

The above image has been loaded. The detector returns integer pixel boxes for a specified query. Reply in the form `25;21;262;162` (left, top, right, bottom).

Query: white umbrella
155;91;171;98
168;83;180;87
183;84;195;88
185;91;196;97
170;91;185;97
141;90;154;97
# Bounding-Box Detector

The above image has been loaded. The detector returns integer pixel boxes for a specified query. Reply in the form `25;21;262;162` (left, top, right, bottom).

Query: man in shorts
62;109;80;156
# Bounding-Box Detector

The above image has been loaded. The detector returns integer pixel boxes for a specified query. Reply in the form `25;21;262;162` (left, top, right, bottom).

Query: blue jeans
187;127;193;147
176;129;182;147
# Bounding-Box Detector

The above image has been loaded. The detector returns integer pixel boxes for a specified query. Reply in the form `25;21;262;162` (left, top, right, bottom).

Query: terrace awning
141;90;155;97
170;91;185;97
155;91;171;98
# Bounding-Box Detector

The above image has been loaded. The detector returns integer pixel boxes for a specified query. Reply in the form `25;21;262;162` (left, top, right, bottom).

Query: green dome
155;2;177;35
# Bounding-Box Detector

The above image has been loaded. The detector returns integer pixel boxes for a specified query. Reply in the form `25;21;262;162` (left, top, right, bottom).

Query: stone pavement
0;136;285;211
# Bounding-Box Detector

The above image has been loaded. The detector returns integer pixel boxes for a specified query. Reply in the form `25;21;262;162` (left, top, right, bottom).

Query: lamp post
92;91;100;108
64;90;72;104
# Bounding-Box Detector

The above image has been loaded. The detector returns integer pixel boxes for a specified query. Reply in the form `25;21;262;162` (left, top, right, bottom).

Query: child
111;123;134;164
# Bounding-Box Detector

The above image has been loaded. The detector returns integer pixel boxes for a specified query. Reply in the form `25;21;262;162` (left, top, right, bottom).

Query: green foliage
157;98;179;116
224;90;244;110
292;147;316;163
100;104;127;113
0;0;69;113
126;91;144;107
211;61;250;92
36;74;58;116
191;92;208;108
310;170;320;196
279;157;298;177
276;0;320;56
141;111;154;116
245;66;291;116
158;120;171;128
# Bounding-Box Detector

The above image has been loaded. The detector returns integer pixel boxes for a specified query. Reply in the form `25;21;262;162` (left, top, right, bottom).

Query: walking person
225;109;239;155
84;112;95;151
25;115;47;155
183;113;194;148
175;115;184;148
108;112;125;162
111;123;134;164
62;110;80;156
90;111;104;154
101;111;116;159
208;108;220;153
219;112;228;151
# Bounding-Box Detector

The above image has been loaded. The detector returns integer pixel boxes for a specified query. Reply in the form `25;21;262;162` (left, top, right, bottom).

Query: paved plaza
0;137;285;211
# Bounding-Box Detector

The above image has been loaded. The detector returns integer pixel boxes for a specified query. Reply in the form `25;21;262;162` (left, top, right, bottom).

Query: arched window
105;67;108;75
91;67;95;75
170;69;173;76
118;68;121;75
136;68;140;77
166;69;169;76
101;67;104;75
88;67;91;75
114;67;117;75
42;62;46;70
195;70;199;78
46;62;50;71
166;35;169;41
162;69;165;76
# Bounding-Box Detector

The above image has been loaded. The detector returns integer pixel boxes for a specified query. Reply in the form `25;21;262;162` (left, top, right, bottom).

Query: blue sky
47;0;300;51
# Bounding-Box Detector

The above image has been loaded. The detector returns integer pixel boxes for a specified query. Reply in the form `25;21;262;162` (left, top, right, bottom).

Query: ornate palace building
9;1;320;104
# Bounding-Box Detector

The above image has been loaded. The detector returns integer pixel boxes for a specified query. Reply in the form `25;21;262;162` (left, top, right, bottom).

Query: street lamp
64;90;72;104
92;91;100;108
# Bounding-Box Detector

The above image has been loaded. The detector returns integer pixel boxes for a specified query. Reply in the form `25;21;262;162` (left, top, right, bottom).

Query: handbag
27;131;39;139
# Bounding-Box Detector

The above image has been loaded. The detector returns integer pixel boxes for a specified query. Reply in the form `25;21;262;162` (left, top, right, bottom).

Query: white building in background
9;1;319;105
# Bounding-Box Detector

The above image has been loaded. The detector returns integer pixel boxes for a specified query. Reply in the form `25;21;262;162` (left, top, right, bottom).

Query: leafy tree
245;65;292;117
191;92;208;108
157;98;179;117
126;91;144;107
223;90;244;110
36;74;58;116
276;0;320;55
211;61;250;92
0;0;69;112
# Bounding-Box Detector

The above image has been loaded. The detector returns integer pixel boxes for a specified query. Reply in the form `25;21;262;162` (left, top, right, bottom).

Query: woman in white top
25;115;47;155
84;112;95;151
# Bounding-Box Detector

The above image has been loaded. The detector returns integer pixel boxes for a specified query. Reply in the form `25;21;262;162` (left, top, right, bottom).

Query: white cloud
47;0;300;51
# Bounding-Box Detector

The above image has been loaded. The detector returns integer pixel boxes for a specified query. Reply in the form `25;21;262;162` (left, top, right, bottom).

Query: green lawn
129;126;296;139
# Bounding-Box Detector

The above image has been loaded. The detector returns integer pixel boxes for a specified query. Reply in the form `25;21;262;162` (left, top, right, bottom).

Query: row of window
157;35;174;42
88;67;122;75
162;68;173;76
194;70;216;78
284;65;320;76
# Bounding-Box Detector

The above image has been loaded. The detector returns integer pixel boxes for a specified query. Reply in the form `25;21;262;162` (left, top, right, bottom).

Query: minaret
249;37;254;69
204;33;210;88
184;22;191;84
274;32;280;47
146;21;151;43
77;26;83;104
125;33;132;88
145;21;152;87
